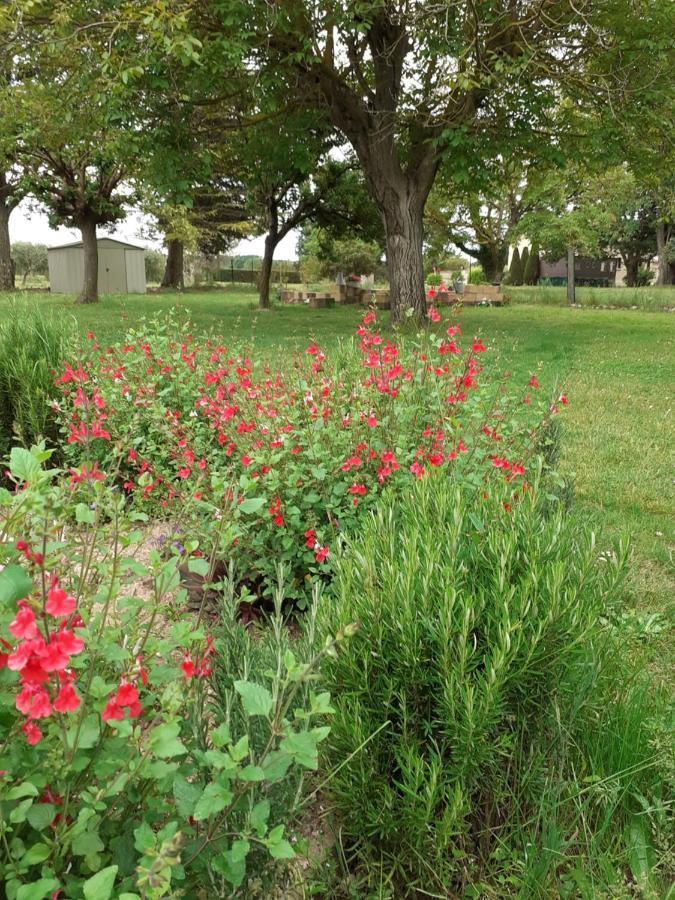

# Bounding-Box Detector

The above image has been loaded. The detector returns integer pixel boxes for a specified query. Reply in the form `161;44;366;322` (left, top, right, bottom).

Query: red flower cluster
181;636;216;680
101;680;142;722
3;560;84;745
268;495;284;527
55;309;568;599
348;483;367;507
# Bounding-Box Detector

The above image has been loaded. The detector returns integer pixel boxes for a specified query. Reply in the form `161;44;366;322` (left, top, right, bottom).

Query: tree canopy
1;0;674;308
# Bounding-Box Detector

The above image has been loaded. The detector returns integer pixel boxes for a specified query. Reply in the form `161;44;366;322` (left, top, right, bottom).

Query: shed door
98;248;127;294
124;249;146;293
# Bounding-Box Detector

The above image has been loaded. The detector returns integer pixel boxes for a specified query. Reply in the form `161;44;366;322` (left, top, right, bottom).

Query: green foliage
0;290;670;895
144;249;166;284
0;303;73;459
523;243;540;284
467;265;486;284
425;272;443;286
55;312;557;608
0;453;337;897
297;254;322;285
509;284;674;310
426;158;543;284
10;243;48;286
439;254;465;273
298;224;382;279
507;646;673;897
319;475;629;891
635;264;655;287
324;236;380;276
519;244;529;276
508;247;523;285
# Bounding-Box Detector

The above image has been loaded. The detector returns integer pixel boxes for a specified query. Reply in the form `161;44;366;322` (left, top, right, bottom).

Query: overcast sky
9;199;299;259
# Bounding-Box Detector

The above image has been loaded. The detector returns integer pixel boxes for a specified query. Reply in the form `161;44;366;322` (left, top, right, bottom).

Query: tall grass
0;300;75;458
508;284;675;310
318;475;671;896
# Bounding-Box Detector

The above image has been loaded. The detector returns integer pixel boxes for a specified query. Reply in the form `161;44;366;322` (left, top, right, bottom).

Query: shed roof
48;237;145;252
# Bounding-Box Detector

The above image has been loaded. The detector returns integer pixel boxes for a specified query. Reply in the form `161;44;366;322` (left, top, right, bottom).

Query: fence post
566;248;575;305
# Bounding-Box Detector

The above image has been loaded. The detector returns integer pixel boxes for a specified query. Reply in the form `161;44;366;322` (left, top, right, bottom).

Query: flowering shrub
0;448;339;898
56;310;567;606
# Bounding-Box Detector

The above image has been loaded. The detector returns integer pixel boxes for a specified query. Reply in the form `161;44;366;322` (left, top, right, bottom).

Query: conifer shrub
523;242;540;284
508;247;523;285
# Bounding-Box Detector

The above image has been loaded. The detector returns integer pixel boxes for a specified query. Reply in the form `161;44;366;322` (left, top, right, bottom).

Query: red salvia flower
9;603;39;640
116;681;139;708
45;585;76;618
315;545;329;564
22;721;42;745
53;683;80;713
101;699;124;722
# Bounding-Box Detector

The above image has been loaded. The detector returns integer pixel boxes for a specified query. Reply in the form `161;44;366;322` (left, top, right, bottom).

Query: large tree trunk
161;239;184;288
76;219;98;304
476;243;508;283
258;232;276;309
656;222;673;285
0;203;15;291
622;252;639;288
381;188;427;322
325;101;434;321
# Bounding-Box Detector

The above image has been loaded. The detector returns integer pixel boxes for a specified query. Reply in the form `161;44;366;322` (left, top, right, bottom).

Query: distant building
48;237;146;294
538;256;621;287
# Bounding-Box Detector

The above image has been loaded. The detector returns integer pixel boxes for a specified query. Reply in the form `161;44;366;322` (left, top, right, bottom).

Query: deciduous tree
426;159;538;284
186;0;673;320
0;59;26;290
5;16;136;302
12;242;48;286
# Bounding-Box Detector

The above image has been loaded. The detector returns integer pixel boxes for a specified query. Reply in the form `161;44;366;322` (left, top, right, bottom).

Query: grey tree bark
0;203;15;292
656;223;673;285
258;232;277;310
76;218;99;304
161;239;185;288
381;188;427;321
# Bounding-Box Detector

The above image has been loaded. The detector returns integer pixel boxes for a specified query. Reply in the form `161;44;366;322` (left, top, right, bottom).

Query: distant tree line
0;1;673;313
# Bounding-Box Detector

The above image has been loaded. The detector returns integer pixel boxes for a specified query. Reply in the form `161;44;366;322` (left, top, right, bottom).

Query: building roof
48;237;145;252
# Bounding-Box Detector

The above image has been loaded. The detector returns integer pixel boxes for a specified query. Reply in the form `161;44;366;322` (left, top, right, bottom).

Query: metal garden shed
48;237;146;294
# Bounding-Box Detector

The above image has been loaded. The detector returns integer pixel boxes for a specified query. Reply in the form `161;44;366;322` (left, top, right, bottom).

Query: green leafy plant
0;447;338;898
523;242;540;284
319;473;630;893
635;264;655;286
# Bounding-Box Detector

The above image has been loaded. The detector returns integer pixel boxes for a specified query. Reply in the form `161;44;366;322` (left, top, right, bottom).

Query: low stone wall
434;284;509;306
279;283;507;309
279;284;391;309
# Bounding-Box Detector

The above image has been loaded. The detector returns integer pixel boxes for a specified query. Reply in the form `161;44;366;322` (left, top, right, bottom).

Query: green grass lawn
3;286;674;670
